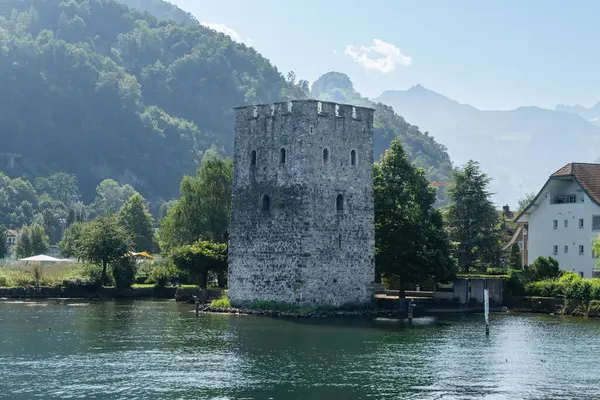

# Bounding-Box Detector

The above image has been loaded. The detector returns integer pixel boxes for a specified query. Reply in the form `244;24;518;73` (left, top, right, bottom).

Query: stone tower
227;100;375;307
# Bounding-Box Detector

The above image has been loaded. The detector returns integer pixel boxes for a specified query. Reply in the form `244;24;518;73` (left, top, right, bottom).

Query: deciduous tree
15;224;50;258
118;193;155;252
0;226;7;259
171;240;227;288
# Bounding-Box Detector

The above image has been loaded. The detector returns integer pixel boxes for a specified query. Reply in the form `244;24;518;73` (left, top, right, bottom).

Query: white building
515;163;600;278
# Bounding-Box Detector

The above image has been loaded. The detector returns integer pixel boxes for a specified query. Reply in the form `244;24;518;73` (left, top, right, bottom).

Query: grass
210;296;232;308
0;263;84;288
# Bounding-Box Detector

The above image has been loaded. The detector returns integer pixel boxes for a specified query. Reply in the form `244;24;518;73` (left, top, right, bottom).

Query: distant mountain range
376;86;600;207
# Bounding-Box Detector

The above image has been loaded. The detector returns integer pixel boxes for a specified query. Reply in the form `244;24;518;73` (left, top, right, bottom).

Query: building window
579;245;584;255
593;216;600;231
350;150;357;166
261;194;270;211
323;148;329;165
564;219;568;228
553;245;558;255
336;194;344;212
250;150;257;166
579;271;584;278
309;125;314;134
279;148;286;164
580;218;584;229
564;245;568;254
553;220;558;229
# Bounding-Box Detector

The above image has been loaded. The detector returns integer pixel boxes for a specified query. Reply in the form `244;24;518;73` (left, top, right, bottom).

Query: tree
509;243;523;270
526;256;560;281
516;192;536;215
15;224;50;258
88;180;139;218
445;160;502;273
171;240;227;288
374;138;455;297
118;193;155;252
78;213;132;285
157;148;232;251
58;222;85;258
0;226;7;259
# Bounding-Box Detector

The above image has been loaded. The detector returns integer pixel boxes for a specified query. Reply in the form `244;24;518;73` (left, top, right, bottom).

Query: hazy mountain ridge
377;86;600;206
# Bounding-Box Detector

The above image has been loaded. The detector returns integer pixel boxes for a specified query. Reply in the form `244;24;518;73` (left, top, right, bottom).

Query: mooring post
193;295;199;316
484;288;490;336
408;299;416;322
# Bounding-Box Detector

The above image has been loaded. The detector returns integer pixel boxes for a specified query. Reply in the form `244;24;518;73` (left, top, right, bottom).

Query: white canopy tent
19;255;63;264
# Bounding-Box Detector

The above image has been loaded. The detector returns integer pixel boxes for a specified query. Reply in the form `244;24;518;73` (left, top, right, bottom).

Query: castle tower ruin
227;100;375;307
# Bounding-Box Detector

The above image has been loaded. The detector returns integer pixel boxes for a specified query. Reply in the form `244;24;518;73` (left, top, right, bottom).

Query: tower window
280;148;286;164
250;150;257;166
323;148;329;164
350;150;357;166
309;125;314;134
336;194;344;212
261;194;270;211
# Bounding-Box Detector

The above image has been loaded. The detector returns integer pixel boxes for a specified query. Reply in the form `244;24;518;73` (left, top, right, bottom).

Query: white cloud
344;39;412;73
200;22;252;46
332;49;338;55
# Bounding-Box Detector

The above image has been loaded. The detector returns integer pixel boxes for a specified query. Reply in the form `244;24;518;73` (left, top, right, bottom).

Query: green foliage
147;261;179;288
210;296;232;308
171;240;227;288
58;221;85;258
525;273;600;302
509;243;523;270
118;193;155;252
374;138;455;295
526;256;561;282
0;225;7;258
77;213;132;284
15;224;50;258
158;149;232;251
516;192;536;215
0;275;12;287
445;160;502;273
111;256;137;289
0;0;305;203
311;72;453;206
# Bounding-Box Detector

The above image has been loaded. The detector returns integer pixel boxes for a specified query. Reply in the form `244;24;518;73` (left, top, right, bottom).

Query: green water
1;300;600;399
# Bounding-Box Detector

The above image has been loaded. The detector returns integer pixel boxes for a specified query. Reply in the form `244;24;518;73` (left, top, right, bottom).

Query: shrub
526;256;561;282
111;257;137;289
486;267;508;275
0;275;12;287
210;296;232;308
147;262;178;288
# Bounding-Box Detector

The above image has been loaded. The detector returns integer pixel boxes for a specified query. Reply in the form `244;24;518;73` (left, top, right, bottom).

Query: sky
170;0;600;111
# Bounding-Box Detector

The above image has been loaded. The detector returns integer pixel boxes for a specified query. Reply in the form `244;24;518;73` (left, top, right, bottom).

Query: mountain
555;103;600;127
0;0;305;203
312;72;454;205
376;86;600;207
119;0;198;24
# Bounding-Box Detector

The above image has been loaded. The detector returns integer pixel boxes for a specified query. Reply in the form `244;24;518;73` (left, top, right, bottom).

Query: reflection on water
1;300;600;399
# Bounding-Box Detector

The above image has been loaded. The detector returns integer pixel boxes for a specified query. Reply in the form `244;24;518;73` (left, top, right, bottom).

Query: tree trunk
217;271;226;288
199;271;208;289
398;279;406;299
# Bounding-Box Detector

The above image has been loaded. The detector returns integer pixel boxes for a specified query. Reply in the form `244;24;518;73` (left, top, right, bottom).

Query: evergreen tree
118;193;155;252
58;222;86;258
374;138;455;297
509;243;522;270
445;160;502;273
78;213;132;285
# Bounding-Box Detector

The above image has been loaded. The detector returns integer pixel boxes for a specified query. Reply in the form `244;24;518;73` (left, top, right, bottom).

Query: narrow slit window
261;194;270;211
336;194;344;212
564;245;568;254
553;245;558;255
580;218;584;229
350;150;356;166
251;150;257;166
323;148;329;164
280;148;286;164
579;245;584;255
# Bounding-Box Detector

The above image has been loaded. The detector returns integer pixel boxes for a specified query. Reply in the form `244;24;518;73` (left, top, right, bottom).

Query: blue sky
171;0;600;110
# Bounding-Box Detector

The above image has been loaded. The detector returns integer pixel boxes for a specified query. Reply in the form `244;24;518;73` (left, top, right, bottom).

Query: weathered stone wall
228;100;375;307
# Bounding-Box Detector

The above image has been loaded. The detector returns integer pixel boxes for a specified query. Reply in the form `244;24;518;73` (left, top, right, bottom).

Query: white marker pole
484;288;490;336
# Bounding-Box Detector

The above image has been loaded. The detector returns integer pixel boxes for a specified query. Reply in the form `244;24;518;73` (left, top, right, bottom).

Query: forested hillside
312;72;454;204
0;0;305;203
0;0;453;207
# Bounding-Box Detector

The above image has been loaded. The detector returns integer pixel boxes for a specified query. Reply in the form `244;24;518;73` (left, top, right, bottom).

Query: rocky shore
197;305;410;318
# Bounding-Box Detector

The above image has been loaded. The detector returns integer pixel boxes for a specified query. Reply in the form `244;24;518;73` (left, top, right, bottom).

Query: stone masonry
227;100;375;307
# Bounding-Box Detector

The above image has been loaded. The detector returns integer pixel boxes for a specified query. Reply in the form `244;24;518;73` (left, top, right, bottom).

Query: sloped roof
553;163;600;204
515;162;600;223
6;229;19;237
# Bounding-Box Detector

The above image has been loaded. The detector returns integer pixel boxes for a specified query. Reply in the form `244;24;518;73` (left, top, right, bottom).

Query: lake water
1;300;600;399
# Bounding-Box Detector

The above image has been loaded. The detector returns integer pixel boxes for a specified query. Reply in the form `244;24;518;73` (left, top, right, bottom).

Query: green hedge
525;272;600;302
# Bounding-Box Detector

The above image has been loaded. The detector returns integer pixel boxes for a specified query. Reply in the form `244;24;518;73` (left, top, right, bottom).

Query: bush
0;275;12;287
524;274;600;302
526;256;561;282
81;263;110;287
147;262;178;288
210;296;232;308
111;257;137;289
486;267;508;275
